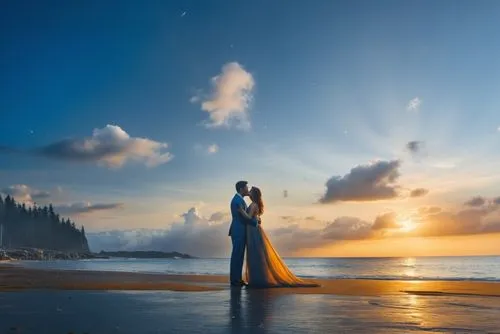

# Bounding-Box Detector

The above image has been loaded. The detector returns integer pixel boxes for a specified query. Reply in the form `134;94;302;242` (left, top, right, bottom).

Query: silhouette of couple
228;181;318;288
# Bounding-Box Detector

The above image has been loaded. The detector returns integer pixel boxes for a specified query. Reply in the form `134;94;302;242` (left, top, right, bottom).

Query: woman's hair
250;187;264;215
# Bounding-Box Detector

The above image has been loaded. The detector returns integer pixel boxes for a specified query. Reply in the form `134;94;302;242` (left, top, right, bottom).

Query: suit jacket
228;194;257;237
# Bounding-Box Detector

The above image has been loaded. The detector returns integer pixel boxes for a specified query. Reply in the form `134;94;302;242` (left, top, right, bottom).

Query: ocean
15;256;500;281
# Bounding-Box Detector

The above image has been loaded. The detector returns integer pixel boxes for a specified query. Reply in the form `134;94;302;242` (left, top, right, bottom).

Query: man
228;180;259;287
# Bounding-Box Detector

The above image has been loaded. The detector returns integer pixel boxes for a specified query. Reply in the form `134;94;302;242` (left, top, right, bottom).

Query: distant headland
98;251;195;259
0;194;195;261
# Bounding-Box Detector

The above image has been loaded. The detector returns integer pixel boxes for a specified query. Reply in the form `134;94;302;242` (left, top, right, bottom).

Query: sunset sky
2;1;500;257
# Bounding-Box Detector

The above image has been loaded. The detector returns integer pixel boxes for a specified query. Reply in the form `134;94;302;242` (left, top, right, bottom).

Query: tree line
0;195;89;252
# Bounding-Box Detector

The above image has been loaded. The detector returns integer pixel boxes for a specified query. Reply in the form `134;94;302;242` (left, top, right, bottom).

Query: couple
228;181;318;288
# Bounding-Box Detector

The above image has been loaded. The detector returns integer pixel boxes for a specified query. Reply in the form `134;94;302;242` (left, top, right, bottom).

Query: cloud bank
38;125;173;168
88;197;500;257
192;62;255;129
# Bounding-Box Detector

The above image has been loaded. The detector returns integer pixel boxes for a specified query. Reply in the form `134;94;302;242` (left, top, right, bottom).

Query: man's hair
235;181;248;193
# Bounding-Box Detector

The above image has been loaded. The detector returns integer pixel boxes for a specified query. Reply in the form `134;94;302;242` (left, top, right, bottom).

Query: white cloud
1;184;51;203
39;125;173;168
192;62;255;129
407;97;422;112
88;207;232;257
194;143;220;155
207;144;219;154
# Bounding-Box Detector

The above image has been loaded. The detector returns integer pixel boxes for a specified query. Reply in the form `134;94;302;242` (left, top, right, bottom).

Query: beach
1;263;500;296
1;263;500;333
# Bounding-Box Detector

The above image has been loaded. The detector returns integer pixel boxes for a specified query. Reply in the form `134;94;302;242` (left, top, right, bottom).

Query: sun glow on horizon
399;219;417;232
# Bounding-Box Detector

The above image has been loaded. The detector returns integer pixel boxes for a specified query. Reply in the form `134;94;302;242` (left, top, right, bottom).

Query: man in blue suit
228;180;259;287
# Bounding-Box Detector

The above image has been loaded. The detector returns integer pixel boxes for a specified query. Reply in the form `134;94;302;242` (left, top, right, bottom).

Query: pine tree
0;196;90;252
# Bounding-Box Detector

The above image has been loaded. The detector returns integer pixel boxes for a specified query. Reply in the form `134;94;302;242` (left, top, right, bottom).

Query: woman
239;187;319;288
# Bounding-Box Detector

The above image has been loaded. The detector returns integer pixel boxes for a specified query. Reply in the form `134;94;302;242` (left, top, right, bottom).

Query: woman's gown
244;213;319;288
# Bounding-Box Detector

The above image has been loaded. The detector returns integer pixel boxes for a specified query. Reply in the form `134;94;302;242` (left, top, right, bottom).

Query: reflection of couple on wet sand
229;288;277;333
228;181;319;288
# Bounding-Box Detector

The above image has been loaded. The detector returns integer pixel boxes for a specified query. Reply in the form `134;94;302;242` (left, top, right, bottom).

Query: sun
399;219;416;232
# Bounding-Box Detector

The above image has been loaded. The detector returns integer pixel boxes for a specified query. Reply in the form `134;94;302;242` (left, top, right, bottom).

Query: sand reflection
229;288;277;332
229;287;244;332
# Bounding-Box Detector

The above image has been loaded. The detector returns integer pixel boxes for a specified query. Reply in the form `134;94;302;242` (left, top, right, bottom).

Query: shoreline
1;263;499;296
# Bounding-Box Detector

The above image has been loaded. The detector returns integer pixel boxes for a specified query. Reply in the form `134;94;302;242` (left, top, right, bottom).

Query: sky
2;0;500;257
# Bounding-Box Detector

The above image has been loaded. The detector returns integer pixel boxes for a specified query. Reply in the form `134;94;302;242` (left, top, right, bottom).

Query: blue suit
228;194;258;284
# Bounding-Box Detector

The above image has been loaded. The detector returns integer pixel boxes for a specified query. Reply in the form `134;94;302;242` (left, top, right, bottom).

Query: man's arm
237;204;259;226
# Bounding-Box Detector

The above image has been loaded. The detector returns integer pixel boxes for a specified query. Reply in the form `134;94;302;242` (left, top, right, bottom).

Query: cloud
194;143;220;155
1;184;51;203
266;214;400;253
192;62;255;129
407;97;421;111
462;196;500;208
464;196;487;207
406;141;424;155
89;207;231;256
279;215;322;226
410;188;429;198
320;160;402;203
207;144;219;154
37;125;173;168
372;212;399;230
208;211;229;222
418;206;442;215
323;216;374;239
416;206;500;237
87;229;167;253
55;202;123;215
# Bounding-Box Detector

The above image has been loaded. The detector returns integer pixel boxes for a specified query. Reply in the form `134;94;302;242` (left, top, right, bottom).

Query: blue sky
2;1;500;256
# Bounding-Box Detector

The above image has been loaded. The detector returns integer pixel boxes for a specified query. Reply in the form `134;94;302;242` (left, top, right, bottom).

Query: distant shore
0;248;195;261
0;248;103;261
1;263;499;297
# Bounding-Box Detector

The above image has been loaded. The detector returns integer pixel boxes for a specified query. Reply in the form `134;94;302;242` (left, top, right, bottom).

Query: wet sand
1;263;499;297
1;264;500;333
1;289;500;333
